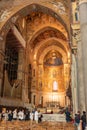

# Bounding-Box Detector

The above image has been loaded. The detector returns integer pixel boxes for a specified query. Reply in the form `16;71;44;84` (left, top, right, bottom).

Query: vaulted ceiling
0;0;72;65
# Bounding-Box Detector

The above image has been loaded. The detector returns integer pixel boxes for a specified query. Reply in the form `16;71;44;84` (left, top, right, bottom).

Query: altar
42;114;66;122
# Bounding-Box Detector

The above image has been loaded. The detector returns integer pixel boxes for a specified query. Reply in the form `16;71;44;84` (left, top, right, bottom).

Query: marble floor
0;120;76;130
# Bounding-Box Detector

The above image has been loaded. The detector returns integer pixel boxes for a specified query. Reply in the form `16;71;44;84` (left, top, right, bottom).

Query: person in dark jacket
81;111;86;130
65;108;71;122
8;110;13;121
74;114;80;126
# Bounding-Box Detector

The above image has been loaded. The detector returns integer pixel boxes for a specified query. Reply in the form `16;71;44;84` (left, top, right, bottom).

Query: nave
0;120;76;130
0;0;87;130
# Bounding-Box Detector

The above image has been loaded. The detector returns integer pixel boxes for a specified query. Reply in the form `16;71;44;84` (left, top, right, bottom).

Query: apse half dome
44;57;63;66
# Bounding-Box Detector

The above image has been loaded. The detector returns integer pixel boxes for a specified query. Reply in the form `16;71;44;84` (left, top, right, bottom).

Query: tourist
81;111;86;130
8;110;13;121
34;109;39;123
38;110;43;123
18;109;24;121
65;107;71;122
74;114;80;127
77;111;81;119
13;109;17;120
1;109;6;120
30;111;34;121
25;109;30;120
3;110;9;121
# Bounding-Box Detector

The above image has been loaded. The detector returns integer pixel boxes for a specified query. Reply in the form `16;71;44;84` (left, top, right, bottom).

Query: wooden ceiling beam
11;25;26;48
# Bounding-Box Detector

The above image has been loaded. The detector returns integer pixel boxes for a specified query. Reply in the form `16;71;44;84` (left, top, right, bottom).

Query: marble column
77;40;86;112
21;49;29;104
17;49;24;99
71;53;78;114
31;60;38;105
79;0;87;112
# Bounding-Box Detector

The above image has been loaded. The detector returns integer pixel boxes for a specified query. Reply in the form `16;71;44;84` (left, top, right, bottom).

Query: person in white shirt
34;110;39;123
30;111;34;121
13;109;17;120
18;110;24;120
4;110;8;121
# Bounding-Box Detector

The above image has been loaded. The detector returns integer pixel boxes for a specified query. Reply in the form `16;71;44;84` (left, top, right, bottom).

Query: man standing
81;111;86;130
65;107;71;122
13;109;17;120
34;109;39;123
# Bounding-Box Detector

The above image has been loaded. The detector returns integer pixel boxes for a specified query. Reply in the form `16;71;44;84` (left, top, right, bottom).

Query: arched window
53;81;58;91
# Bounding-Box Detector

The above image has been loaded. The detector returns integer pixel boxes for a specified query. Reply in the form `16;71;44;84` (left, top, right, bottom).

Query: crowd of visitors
65;108;86;130
0;108;43;123
0;107;86;130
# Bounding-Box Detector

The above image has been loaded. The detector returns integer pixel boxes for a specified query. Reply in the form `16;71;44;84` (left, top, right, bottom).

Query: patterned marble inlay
42;0;67;15
0;9;11;22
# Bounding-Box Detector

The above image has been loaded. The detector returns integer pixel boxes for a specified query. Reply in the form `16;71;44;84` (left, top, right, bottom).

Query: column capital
79;0;87;5
72;28;81;43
